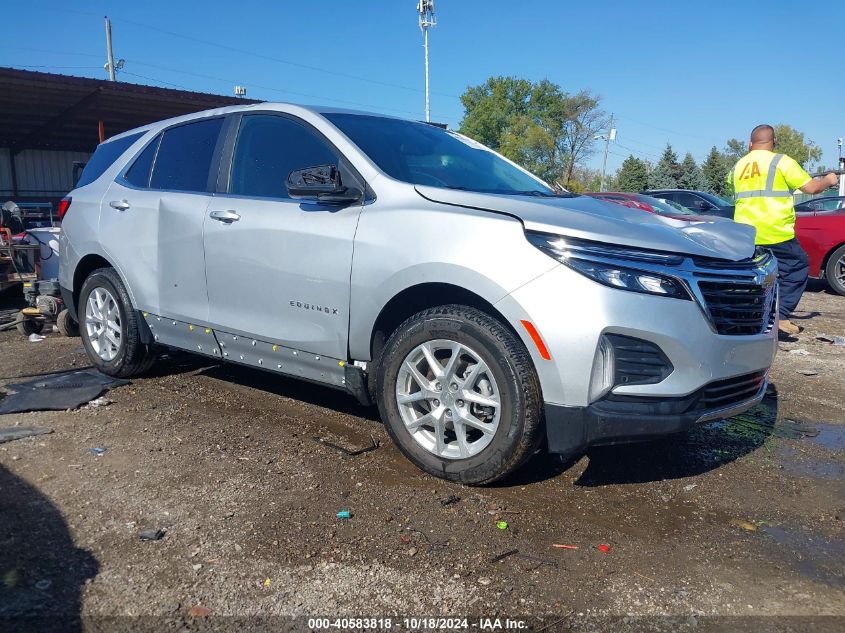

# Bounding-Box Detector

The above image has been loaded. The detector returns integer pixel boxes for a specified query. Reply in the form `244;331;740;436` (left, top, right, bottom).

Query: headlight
526;231;692;300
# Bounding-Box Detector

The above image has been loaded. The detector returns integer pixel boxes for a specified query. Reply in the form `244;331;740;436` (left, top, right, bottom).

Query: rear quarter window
150;118;224;192
75;132;144;188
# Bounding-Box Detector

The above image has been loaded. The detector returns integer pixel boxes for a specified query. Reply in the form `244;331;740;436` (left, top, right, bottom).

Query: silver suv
59;104;777;484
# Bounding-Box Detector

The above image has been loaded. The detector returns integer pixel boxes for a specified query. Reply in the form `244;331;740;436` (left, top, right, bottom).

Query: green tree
724;138;746;164
648;144;680;189
459;76;606;186
701;146;730;197
677;152;705;190
773;124;823;169
615;155;649;192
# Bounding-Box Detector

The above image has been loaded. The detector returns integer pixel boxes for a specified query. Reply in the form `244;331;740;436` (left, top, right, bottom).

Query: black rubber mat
0;370;128;414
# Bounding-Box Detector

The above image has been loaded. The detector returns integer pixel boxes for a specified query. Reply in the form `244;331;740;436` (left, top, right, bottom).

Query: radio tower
417;1;436;122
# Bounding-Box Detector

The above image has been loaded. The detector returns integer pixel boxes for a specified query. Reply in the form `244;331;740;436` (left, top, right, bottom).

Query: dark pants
764;237;809;320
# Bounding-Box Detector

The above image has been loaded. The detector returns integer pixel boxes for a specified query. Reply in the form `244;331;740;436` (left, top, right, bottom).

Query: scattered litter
189;605;212;617
729;519;758;532
496;520;509;530
407;547;418;557
478;577;492;586
88;397;113;408
683;483;698;492
34;579;52;590
552;544;578;550
787;349;810;355
399;535;411;544
28;333;45;342
597;544;611;553
796;369;818;376
314;434;379;456
191;564;202;572
491;548;519;563
3;570;19;588
263;578;271;588
89;446;106;456
0;369;129;415
440;494;461;507
336;510;352;520
816;334;845;346
405;526;449;547
138;528;166;541
0;426;52;444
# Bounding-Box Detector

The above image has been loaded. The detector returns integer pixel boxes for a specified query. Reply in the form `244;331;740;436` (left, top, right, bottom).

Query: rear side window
150;118;223;192
229;115;338;199
75;132;144;188
124;136;160;188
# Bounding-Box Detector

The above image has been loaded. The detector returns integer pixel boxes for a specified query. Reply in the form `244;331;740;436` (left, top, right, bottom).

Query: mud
0;282;843;630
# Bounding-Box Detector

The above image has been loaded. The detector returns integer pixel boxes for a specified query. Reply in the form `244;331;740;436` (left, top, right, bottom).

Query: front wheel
375;305;543;485
825;244;845;297
79;267;155;377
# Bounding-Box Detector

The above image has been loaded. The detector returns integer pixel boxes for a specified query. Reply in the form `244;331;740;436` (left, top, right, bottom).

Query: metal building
0;67;256;208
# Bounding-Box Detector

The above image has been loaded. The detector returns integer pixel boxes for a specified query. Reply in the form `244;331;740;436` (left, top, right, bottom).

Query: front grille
701;370;766;409
698;281;776;335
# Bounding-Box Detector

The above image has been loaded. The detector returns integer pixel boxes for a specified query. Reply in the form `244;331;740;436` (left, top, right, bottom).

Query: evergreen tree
615;155;649;192
648;144;680;189
702;146;730;197
678;152;705;190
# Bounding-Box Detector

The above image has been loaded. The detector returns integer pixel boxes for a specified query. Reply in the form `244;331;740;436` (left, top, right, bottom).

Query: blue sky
4;1;844;174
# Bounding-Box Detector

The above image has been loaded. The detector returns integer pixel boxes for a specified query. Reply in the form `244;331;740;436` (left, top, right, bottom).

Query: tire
79;267;155;377
824;244;845;297
56;309;80;337
15;311;44;336
375;305;543;485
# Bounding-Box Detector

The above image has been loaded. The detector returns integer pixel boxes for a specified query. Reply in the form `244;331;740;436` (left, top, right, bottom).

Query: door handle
109;200;130;211
209;209;241;223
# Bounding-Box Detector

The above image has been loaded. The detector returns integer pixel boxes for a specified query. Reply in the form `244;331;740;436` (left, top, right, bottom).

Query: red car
585;191;718;221
795;196;845;296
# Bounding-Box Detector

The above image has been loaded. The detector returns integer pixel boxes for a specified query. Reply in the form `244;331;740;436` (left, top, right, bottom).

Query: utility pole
104;16;116;81
599;114;616;192
417;1;436;122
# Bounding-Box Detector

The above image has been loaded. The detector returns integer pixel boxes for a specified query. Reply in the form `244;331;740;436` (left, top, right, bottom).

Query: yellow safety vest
729;149;811;245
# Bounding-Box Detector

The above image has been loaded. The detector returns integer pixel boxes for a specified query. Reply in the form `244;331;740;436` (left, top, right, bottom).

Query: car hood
415;185;756;261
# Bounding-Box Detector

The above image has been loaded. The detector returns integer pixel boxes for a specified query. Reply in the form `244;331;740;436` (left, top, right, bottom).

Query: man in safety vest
730;124;839;337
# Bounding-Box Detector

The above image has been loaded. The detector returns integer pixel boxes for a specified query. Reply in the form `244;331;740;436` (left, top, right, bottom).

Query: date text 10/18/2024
307;617;529;630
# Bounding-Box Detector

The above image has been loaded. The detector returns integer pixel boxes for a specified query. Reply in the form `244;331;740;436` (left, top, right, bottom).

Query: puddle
759;525;845;587
778;445;845;481
805;423;845;451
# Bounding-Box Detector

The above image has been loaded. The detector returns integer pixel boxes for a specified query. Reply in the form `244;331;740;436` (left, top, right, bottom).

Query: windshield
701;192;732;207
324;113;558;196
644;196;698;216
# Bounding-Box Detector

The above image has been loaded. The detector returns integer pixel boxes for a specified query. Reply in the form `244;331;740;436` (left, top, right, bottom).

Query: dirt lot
0;283;843;631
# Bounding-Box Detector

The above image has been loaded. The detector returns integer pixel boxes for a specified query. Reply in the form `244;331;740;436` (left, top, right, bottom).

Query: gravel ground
0;283;843;632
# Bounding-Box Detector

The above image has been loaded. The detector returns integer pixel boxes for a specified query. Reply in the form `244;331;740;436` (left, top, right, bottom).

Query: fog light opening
589;335;615;402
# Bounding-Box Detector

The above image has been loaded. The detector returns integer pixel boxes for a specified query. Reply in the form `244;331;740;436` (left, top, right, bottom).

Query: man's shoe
778;319;801;336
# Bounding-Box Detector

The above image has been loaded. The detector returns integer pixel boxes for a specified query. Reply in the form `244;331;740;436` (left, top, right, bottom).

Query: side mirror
287;164;362;204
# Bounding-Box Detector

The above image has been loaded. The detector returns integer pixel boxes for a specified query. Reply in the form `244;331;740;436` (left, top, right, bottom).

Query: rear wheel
824;244;845;296
79;268;155;377
375;305;543;485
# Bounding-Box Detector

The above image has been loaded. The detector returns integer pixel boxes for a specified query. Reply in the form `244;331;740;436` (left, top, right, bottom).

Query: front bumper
544;370;767;455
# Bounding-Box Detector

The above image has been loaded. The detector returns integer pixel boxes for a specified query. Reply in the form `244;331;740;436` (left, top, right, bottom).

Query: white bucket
26;227;61;280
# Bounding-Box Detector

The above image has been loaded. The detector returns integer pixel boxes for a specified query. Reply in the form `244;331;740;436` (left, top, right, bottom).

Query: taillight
57;196;72;220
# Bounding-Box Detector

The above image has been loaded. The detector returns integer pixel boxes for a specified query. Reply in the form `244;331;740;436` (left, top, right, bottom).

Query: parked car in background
795;197;845;296
646;189;734;219
59;103;776;484
585;192;716;221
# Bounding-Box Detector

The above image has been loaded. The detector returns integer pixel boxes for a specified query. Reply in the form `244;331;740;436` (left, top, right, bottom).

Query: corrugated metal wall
0;148;91;198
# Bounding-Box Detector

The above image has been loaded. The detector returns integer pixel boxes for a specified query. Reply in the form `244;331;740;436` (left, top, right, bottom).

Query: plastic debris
796;369;818;376
478;577;492;586
138;528;166;541
263;578;271;588
189;605;211;617
89;446;106;456
496;520;509;530
0;426;52;444
440;494;461;507
552;544;578;550
399;535;411;544
28;333;45;342
597;544;611;553
683;483;698;491
729;519;758;532
337;510;352;520
787;349;810;355
314;434;379;456
88;397;112;408
407;547;418;557
816;334;845;346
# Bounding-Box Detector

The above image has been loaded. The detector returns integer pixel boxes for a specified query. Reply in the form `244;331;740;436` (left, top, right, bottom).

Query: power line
615;114;711;141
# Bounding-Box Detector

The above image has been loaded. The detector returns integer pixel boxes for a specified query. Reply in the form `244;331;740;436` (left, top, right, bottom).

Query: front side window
150;118;223;192
324;113;557;196
229;115;338;199
76;132;144;188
